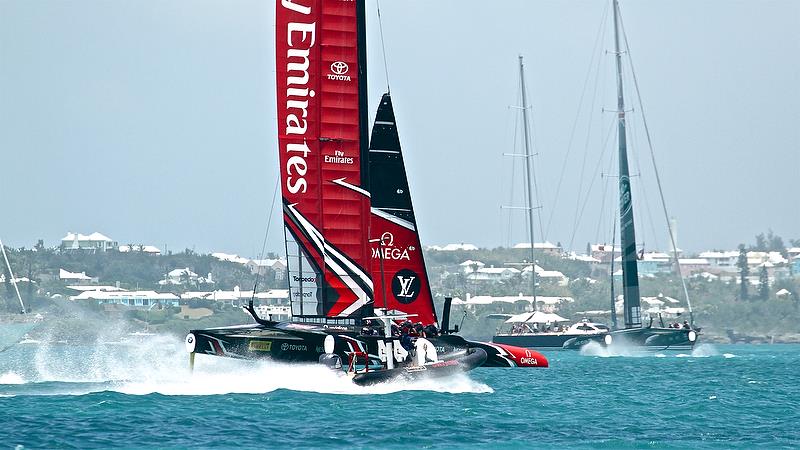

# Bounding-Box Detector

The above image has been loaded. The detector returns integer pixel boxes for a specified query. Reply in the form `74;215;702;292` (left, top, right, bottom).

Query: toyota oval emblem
331;61;349;75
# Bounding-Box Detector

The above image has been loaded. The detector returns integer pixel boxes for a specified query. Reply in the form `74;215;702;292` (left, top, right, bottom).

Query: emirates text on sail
282;0;315;194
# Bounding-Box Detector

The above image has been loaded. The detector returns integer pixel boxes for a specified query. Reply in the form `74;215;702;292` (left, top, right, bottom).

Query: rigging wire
593;131;617;244
521;70;546;244
376;0;391;93
251;177;281;300
504;89;522;247
568;14;610;251
545;1;610;245
628;114;662;253
568;118;617;251
618;9;694;323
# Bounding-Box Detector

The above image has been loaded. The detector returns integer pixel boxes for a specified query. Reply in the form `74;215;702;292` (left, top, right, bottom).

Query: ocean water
0;337;798;449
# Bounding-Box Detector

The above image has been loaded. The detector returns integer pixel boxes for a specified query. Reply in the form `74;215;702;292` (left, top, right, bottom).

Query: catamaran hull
351;348;487;386
186;324;548;370
607;327;698;351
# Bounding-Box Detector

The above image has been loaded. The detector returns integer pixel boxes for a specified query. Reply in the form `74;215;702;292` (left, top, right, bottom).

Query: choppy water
0;337;798;449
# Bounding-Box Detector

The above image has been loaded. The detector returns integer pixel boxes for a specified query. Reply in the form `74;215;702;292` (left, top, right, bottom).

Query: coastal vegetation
1;231;798;343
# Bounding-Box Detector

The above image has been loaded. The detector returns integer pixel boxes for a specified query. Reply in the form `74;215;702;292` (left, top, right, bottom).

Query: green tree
737;244;749;300
758;265;769;300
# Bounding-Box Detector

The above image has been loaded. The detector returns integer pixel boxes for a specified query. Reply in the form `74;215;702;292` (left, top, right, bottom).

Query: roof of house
428;243;479;251
513;241;560;250
119;245;161;254
59;269;93;280
62;232;114;242
459;259;485;267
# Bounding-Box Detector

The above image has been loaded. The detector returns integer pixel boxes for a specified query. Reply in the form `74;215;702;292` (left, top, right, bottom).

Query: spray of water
580;341;729;358
2;333;492;396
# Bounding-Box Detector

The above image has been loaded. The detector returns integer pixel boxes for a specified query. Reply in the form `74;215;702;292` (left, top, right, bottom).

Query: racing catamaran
186;0;547;383
602;0;697;350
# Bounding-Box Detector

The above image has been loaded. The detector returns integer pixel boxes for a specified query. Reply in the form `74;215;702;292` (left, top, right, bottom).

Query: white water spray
5;333;492;396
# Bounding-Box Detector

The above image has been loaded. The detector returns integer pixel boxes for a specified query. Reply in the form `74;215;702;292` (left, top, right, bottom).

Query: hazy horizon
1;0;797;258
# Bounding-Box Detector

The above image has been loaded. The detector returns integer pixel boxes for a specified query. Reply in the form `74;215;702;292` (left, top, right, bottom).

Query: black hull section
351;348;487;386
493;333;608;350
187;322;548;372
608;327;698;351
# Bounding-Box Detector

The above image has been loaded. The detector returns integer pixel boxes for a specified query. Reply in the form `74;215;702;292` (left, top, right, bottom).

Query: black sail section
368;93;437;325
369;94;413;222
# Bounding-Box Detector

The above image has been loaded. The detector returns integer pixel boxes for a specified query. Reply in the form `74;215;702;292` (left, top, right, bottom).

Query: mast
609;223;618;330
518;55;538;306
0;238;26;314
613;0;641;329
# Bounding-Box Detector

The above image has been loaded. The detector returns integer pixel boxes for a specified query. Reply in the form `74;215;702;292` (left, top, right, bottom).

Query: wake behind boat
187;0;547;384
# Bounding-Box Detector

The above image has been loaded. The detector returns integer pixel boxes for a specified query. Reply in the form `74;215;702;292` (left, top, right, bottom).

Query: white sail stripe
371;208;416;232
324;242;374;292
369;149;400;154
338;297;369;317
374;120;395;125
287;204;325;252
332;177;370;198
323;254;370;309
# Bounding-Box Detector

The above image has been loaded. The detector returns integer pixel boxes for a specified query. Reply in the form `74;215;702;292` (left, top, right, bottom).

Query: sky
1;0;798;257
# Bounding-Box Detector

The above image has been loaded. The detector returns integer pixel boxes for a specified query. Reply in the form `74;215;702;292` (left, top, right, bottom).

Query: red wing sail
276;0;372;320
368;93;437;326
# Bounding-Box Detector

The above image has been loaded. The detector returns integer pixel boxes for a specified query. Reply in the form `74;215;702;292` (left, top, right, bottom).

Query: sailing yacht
186;0;548;383
489;56;610;350
602;0;697;350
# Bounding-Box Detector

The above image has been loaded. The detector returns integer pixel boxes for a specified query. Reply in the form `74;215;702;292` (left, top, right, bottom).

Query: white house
513;241;562;256
181;287;289;307
466;267;520;282
61;232;118;252
521;264;569;286
697;251;740;274
119;244;161;255
677;258;711;277
428;243;479;251
59;268;98;285
70;290;180;307
459;260;486;274
591;244;621;263
159;268;213;286
452;293;574;313
246;259;287;279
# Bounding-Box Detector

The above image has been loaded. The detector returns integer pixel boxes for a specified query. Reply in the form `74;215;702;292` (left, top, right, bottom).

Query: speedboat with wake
186;0;547;384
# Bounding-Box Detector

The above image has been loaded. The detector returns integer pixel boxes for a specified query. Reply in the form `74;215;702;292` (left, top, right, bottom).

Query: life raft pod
351;347;487;386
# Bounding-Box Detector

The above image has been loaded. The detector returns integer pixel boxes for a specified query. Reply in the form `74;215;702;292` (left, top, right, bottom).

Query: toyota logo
331;61;349;75
281;343;289;351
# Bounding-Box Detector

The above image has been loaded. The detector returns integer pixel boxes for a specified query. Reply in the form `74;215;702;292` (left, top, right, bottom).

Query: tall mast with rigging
613;0;642;329
518;55;538;307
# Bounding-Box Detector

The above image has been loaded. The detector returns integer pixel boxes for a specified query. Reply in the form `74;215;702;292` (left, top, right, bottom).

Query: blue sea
0;338;798;449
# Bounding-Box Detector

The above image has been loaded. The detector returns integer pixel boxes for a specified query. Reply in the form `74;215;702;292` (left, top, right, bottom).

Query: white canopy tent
504;311;569;324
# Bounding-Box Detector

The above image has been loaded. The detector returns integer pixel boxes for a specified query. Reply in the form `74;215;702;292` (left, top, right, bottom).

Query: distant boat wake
580;342;728;358
0;334;492;397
